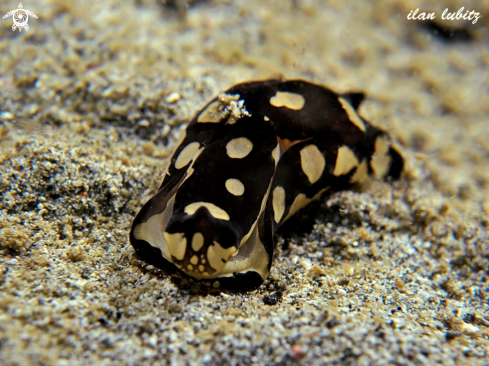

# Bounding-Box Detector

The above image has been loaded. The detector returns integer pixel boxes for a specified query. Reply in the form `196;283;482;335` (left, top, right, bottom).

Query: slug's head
163;204;241;279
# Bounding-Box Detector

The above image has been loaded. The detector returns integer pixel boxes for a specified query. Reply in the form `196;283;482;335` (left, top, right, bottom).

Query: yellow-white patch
371;158;391;179
270;91;305;110
180;147;205;186
375;135;390;155
333;145;359;177
284;187;329;222
272;186;286;223
197;101;221;123
226;137;253;159
132;193;177;261
300;144;326;184
271;144;280;165
191;232;205;252
225;178;245;196
207;242;238;272
175;142;201;170
284;193;311;222
350;159;369;184
164;232;186;260
184;202;230;221
225;221;270;280
371;135;391;179
277;137;309;156
338;97;366;132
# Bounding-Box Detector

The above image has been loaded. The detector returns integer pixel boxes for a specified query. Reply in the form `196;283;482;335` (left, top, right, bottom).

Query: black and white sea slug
130;80;404;291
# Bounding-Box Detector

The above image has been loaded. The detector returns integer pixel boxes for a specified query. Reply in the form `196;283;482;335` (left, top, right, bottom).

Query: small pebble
263;291;283;305
291;344;307;360
1;112;14;120
166;92;181;103
337;288;347;296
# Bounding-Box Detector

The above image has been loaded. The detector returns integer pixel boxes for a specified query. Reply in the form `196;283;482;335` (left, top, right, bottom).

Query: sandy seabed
0;0;488;365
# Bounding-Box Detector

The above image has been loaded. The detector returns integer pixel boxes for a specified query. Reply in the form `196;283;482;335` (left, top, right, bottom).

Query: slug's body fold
130;80;403;291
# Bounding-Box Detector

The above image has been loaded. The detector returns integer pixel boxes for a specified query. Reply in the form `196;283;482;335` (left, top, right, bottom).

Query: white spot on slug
271;144;280;165
350;159;368;184
226;137;253;159
207;242;237;272
163;232;186;261
184;202;230;221
338;97;366;132
333;145;359;177
300;144;325;184
272;186;286;224
371;135;392;179
284;193;311;222
225;178;245;196
197;101;221;123
270;91;305;110
191;232;205;252
175;142;201;170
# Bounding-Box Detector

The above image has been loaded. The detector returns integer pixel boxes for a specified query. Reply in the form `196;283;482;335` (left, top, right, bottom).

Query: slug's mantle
130;80;404;291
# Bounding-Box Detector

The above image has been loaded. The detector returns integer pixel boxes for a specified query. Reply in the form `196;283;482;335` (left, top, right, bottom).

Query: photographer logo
3;3;38;32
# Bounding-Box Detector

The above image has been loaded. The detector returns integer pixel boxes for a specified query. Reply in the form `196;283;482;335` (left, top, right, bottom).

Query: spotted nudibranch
130;80;403;291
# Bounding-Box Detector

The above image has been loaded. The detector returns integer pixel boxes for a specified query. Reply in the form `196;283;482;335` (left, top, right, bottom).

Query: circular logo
13;9;28;28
